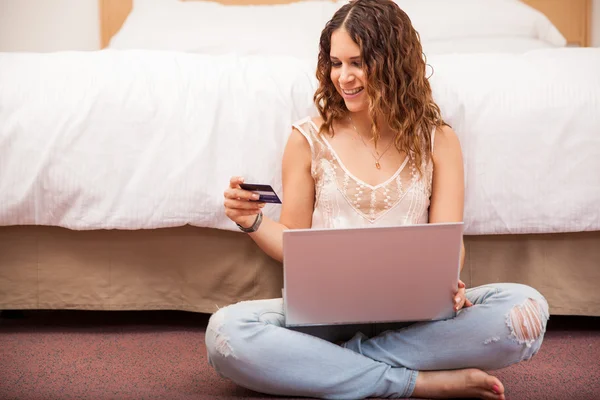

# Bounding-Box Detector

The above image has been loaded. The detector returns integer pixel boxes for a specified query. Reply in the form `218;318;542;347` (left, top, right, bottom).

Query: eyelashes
330;61;362;68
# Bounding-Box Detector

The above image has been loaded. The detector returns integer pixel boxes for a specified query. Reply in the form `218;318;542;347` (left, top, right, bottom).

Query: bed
1;0;599;316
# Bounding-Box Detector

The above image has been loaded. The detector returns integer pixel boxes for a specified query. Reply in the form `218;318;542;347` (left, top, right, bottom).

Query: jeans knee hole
505;298;549;347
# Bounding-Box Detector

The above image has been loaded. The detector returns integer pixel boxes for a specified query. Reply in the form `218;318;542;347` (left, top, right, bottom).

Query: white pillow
109;0;342;61
394;0;566;46
421;37;557;55
109;0;566;57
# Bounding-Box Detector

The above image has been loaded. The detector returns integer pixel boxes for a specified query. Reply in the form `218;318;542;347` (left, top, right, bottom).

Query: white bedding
428;49;600;234
0;51;316;231
1;48;599;235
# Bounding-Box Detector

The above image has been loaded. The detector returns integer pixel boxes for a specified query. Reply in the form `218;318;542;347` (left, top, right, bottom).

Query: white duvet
1;48;599;235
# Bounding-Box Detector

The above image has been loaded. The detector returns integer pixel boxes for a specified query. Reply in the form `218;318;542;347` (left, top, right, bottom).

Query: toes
485;375;505;394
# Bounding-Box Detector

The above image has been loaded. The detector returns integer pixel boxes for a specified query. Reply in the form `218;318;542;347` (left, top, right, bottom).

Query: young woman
208;1;548;399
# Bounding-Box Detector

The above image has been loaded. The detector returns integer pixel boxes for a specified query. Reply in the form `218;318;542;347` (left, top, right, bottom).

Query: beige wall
593;0;600;46
0;0;599;52
0;0;100;52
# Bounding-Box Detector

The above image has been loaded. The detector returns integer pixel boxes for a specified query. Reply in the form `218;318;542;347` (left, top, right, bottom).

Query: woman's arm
428;125;471;311
428;125;466;271
224;128;315;263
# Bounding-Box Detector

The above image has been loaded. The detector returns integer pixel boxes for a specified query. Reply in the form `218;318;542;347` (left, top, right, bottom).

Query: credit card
239;183;282;204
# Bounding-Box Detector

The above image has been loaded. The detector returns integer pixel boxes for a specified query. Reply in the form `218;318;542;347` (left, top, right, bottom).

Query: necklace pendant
375;161;381;169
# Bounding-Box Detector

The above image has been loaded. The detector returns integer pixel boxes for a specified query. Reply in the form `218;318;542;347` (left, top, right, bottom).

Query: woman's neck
348;110;394;140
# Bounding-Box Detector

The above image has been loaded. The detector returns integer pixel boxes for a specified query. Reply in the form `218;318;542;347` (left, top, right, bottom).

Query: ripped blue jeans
205;283;549;399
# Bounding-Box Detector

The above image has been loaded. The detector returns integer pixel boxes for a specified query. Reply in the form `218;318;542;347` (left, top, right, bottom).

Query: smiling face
315;1;443;173
329;28;367;113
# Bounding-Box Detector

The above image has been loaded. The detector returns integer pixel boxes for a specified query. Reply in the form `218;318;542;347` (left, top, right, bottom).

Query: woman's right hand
223;176;266;228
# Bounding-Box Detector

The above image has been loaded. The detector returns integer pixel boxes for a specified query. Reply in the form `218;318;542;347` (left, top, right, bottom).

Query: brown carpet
0;310;598;400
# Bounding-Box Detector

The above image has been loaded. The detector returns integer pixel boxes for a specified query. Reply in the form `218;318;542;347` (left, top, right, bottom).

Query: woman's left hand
453;279;473;311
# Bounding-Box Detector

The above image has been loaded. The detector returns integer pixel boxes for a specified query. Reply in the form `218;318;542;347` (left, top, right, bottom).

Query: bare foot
412;368;505;400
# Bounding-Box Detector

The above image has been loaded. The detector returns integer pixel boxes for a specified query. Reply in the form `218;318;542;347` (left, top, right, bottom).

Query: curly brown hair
314;0;446;171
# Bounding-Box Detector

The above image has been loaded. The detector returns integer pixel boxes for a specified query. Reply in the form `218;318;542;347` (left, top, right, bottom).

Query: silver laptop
282;222;463;328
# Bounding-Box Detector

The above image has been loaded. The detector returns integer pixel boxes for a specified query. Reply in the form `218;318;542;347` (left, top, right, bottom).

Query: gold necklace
349;116;394;169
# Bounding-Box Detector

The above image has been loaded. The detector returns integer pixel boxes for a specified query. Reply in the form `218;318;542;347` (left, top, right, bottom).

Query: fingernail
252;194;260;200
492;385;499;394
239;177;244;182
259;203;265;208
455;298;460;303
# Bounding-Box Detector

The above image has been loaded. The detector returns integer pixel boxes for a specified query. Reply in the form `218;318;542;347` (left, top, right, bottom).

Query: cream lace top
292;117;435;229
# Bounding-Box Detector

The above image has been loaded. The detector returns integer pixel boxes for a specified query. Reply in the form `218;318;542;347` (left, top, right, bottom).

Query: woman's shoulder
311;116;324;129
292;115;325;144
432;124;460;155
292;115;323;132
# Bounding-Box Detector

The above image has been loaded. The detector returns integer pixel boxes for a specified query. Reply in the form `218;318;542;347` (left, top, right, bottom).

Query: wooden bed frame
98;0;593;49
